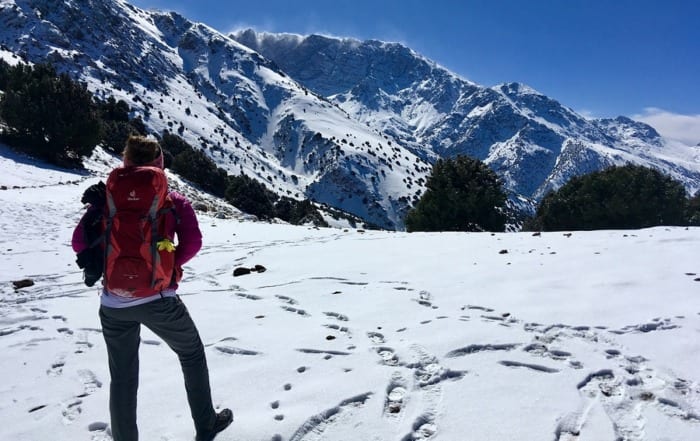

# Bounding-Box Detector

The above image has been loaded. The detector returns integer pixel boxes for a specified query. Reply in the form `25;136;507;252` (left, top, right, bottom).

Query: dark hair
123;135;161;165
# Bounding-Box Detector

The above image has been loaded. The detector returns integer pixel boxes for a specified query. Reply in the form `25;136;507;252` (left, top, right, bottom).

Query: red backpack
103;166;177;297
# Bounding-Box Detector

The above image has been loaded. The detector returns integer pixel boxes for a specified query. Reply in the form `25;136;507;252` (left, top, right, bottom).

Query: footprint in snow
414;290;434;308
78;369;102;394
281;306;309;317
235;292;262;301
88;421;108;432
375;347;400;366
367;331;385;344
324;323;351;336
47;360;66;377
498;360;560;373
384;372;409;417
463;305;494;313
324;311;349;321
275;294;298;305
287;392;373;441
61;398;83;425
215;346;260;356
403;415;438;440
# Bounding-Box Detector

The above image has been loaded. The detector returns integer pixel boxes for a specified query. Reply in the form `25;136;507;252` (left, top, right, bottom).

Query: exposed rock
12;279;34;289
233;267;251;277
233;265;267;277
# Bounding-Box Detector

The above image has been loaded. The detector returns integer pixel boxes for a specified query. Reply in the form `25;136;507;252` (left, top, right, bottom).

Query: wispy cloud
632;108;700;146
576;109;598;120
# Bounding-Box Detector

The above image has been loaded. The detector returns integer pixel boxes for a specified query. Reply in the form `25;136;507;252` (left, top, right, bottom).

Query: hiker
71;135;232;441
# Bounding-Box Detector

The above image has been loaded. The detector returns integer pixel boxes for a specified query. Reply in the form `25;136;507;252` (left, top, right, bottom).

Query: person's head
123;135;164;169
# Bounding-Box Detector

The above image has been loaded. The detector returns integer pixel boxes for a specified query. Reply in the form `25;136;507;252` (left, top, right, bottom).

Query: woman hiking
72;135;232;441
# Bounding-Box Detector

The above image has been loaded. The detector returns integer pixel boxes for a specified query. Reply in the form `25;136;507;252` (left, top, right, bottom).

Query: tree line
159;131;327;226
0;61;147;166
2;60;698;231
0;60;326;226
405;156;700;232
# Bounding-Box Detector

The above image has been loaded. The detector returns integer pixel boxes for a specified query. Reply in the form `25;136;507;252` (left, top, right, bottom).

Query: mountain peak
1;1;699;227
494;82;544;97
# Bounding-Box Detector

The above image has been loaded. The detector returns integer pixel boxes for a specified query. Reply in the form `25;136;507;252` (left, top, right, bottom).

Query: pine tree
686;192;700;226
527;164;688;231
405;155;507;232
225;174;276;219
0;63;100;166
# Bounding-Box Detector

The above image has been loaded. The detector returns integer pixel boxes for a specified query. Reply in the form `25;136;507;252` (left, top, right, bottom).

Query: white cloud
632;108;700;146
576;109;598;120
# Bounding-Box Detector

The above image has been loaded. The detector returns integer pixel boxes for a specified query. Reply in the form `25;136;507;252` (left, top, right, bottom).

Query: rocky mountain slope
0;0;432;229
233;30;700;204
1;0;698;229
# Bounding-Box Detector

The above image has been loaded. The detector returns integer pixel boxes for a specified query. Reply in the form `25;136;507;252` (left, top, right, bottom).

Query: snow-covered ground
1;144;699;441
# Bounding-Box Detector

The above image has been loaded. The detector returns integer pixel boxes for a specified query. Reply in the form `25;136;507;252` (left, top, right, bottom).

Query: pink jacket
72;190;203;269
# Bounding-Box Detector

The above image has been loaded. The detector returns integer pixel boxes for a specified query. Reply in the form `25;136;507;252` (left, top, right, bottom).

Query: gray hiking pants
99;296;217;441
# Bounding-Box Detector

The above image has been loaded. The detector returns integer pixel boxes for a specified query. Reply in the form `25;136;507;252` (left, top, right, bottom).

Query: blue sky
130;0;700;144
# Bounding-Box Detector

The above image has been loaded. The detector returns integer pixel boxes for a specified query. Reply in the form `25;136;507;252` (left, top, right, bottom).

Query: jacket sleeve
171;192;203;267
72;211;90;253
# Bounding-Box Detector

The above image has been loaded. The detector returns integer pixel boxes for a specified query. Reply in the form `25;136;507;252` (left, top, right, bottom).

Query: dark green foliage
0;60;10;91
167;138;228;197
274;197;328;226
160;131;192;157
686;192;700;226
100;119;134;155
405;155;507;232
158;132;326;225
97;96;146;155
527;164;688;231
0;62;101;166
225;174;276;219
129;116;147;136
99;96;130;122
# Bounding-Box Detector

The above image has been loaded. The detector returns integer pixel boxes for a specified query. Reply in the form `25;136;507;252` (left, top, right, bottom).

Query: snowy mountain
1;1;699;230
2;142;700;441
232;30;700;203
0;0;431;229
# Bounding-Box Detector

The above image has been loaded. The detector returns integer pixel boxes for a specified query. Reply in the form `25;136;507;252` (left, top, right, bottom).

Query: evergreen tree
527;164;688;231
0;63;100;166
98;97;146;155
225;174;276;219
170;146;228;197
274;197;328;226
0;59;10;91
686;192;700;226
405;155;507;232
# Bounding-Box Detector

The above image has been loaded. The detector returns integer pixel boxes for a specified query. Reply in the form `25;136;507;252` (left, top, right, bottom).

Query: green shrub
274;197;328;226
225;174;276;219
405;155;507;232
170;148;227;197
97;97;146;155
527;164;688;231
687;192;700;226
0;63;101;166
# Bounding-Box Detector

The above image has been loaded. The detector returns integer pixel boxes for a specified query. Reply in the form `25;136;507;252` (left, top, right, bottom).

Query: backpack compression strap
147;196;162;289
104;192;166;292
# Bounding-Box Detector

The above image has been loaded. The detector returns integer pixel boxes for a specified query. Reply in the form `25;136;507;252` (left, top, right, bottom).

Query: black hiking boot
196;408;233;441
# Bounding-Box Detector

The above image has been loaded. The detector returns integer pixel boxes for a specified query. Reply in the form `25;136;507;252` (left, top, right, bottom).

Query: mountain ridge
1;0;698;229
231;29;700;201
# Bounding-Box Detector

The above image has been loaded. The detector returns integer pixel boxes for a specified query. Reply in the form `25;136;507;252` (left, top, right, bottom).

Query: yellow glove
157;239;176;252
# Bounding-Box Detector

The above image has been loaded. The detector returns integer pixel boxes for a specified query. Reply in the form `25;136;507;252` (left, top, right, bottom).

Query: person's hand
76;249;103;287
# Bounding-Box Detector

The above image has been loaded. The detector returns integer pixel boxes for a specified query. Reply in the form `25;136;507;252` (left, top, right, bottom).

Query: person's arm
72;211;90;253
73;181;106;254
171;192;203;267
